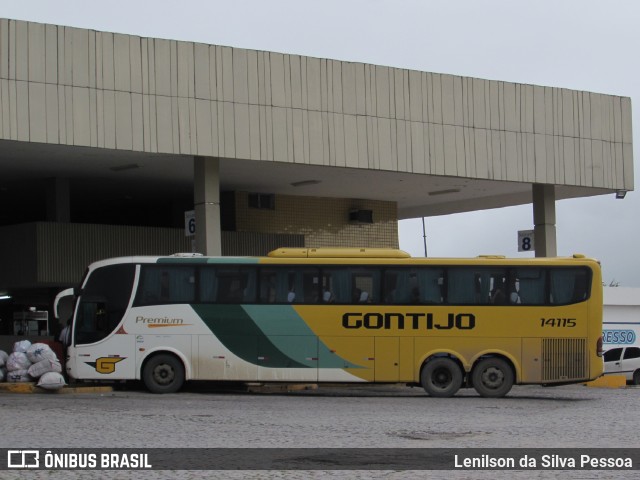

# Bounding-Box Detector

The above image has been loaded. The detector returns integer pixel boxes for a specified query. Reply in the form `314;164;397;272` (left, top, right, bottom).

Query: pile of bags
0;340;66;390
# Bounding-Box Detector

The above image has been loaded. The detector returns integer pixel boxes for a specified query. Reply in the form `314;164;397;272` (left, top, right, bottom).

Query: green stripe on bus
192;304;309;368
242;305;361;369
191;304;360;369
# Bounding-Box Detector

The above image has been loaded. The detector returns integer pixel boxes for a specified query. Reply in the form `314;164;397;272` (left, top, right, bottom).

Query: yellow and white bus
54;248;604;397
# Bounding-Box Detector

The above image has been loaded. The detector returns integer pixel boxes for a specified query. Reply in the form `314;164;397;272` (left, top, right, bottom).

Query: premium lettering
135;316;184;325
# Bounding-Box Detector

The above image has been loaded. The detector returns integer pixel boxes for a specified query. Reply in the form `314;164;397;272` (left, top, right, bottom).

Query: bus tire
420;357;463;397
471;357;514;398
633;370;640;386
142;353;185;394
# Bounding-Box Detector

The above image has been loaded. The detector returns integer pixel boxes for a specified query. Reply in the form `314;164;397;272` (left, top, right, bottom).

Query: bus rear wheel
420;357;463;397
472;357;514;398
633;370;640;386
142;353;185;394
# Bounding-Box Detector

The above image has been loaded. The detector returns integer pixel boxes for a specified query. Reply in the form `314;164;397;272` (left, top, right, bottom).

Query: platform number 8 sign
518;230;535;252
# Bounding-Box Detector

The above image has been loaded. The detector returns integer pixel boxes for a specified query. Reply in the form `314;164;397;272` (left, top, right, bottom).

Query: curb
0;382;113;394
245;383;318;393
585;375;627;388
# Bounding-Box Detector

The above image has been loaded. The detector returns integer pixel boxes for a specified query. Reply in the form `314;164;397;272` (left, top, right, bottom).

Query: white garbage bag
6;352;31;371
6;369;32;383
13;340;31;353
0;350;8;367
28;359;62;378
26;343;58;363
37;372;66;390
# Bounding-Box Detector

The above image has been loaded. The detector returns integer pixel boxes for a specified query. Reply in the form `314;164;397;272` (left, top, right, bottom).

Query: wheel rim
432;367;453;389
153;364;175;385
480;366;505;389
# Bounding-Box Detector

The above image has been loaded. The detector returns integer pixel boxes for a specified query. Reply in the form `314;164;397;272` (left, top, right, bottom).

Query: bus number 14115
540;318;577;327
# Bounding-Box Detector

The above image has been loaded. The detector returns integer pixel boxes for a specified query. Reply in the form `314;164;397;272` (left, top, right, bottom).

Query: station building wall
235;193;399;248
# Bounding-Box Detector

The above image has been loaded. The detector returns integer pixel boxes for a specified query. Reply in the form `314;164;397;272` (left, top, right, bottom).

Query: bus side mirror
54;288;79;320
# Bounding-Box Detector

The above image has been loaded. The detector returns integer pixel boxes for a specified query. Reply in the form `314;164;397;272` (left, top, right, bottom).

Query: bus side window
212;268;257;304
218;276;244;303
136;266;195;305
259;271;278;303
571;271;589;302
258;269;293;303
383;268;442;305
383;270;407;304
200;268;218;302
516;268;546;305
322;269;350;303
301;270;320;303
416;268;443;304
550;268;590;305
447;268;477;304
352;269;380;304
287;268;319;304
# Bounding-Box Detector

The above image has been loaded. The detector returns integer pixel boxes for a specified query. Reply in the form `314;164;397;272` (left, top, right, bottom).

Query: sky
2;0;638;285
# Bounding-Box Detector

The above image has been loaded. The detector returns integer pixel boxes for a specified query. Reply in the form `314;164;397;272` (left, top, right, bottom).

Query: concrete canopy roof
0;139;612;223
0;18;633;225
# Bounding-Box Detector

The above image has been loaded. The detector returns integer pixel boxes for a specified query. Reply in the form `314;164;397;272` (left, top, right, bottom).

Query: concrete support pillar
45;177;70;222
194;156;222;256
532;184;557;257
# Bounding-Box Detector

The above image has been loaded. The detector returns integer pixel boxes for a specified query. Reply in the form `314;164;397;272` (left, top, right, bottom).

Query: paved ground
0;382;637;479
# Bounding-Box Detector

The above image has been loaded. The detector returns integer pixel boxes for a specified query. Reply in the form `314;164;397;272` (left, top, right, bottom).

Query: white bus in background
602;287;640;384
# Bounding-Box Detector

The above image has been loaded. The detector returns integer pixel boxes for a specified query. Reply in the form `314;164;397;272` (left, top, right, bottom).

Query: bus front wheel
142;353;185;394
420;357;463;397
471;357;514;398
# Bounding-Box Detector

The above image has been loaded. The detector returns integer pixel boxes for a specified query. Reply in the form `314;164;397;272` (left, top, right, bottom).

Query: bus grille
542;338;587;381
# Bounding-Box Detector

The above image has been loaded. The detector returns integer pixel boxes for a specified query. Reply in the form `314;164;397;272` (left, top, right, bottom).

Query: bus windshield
74;264;135;345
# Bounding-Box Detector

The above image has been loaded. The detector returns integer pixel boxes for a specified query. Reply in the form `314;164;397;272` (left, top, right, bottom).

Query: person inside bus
509;279;522;304
322;288;334;303
287;285;296;303
226;280;244;303
353;288;362;303
58;318;71;347
359;290;370;303
410;287;420;304
490;285;507;304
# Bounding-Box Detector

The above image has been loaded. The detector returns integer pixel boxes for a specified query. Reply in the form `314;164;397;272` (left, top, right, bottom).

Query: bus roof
83;249;600;271
267;248;411;258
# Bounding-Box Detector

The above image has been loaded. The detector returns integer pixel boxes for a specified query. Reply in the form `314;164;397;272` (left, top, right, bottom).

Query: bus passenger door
70;296;136;380
374;337;400;382
67;263;137;382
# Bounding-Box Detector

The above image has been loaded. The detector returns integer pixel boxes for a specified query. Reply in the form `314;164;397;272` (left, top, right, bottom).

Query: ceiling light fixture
428;188;460;196
110;163;141;172
290;180;321;187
